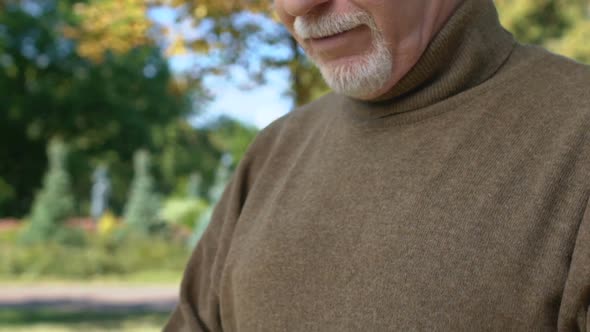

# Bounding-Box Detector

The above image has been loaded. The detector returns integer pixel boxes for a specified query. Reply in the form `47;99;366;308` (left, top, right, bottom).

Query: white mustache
294;11;377;39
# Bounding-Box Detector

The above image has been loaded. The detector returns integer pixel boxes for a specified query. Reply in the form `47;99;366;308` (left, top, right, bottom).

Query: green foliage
1;229;190;279
160;197;208;229
21;138;75;244
495;0;572;44
495;0;590;63
550;12;590;63
206;116;259;169
123;150;161;233
0;176;16;216
151;120;220;197
0;1;201;217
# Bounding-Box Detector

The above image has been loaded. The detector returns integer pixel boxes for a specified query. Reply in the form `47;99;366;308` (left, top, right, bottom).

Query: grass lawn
0;308;170;331
0;269;182;286
0;227;186;331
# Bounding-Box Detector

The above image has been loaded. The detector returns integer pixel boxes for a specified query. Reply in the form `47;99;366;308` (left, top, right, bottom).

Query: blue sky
150;7;294;130
197;72;292;129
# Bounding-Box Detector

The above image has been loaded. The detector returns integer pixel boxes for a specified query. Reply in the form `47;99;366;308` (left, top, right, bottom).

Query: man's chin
312;53;367;68
315;61;392;100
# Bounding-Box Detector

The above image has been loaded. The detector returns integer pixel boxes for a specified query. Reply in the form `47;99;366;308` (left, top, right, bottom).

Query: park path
0;284;179;312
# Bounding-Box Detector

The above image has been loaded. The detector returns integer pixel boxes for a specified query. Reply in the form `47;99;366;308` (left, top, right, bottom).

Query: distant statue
91;165;111;221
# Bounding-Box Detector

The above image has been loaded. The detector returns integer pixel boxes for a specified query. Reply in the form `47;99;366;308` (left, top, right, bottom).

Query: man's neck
362;0;467;101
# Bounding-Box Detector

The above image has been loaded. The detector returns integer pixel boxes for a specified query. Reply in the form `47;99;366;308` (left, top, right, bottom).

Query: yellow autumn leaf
195;4;208;18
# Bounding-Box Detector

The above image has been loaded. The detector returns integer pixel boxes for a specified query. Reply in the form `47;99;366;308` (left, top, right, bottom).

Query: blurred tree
21;138;75;243
123;150;161;233
63;0;152;62
155;116;259;238
0;177;16;215
548;2;590;63
551;18;590;63
0;0;202;216
152;0;329;106
205;115;259;170
494;0;589;63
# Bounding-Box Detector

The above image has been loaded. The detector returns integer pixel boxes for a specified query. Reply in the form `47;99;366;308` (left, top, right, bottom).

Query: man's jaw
291;12;394;100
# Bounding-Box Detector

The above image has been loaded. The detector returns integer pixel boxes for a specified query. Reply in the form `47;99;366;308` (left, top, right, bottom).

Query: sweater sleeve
559;196;590;331
162;117;283;332
163;166;248;332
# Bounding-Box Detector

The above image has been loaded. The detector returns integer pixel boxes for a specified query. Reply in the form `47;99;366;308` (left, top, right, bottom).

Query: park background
0;0;588;331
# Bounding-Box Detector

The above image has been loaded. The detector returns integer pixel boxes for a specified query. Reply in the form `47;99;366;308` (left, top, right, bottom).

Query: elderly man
165;0;590;330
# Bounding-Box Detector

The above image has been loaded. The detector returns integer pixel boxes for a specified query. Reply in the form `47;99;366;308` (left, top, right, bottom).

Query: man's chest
219;122;588;331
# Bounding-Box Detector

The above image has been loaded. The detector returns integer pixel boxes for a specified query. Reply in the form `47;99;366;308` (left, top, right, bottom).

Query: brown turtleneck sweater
165;0;590;331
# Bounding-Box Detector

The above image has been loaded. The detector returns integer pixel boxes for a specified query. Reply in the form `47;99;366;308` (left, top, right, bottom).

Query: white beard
294;12;393;99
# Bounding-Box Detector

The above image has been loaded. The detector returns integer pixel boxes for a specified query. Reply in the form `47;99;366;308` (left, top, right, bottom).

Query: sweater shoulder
492;44;590;165
270;92;338;132
248;92;336;152
237;92;337;183
508;45;589;103
488;44;590;127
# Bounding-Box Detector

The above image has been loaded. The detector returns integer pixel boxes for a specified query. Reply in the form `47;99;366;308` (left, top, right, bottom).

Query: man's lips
309;29;351;41
307;26;360;42
306;25;368;55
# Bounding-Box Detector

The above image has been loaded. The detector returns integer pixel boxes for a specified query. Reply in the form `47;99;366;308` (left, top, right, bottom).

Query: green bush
21;139;75;244
160;197;208;229
0;227;190;280
123;150;161;234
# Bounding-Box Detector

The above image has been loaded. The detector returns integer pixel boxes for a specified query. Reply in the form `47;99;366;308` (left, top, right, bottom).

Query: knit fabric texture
165;0;590;330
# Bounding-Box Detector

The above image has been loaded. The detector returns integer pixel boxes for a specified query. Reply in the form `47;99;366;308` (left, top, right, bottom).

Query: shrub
123;150;161;234
160;197;208;229
0;227;190;280
21;138;75;244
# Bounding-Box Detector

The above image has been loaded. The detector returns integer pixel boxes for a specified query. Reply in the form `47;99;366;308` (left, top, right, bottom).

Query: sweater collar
340;0;516;121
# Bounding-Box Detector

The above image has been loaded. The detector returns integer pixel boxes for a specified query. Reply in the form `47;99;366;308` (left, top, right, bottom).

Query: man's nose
282;0;331;17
